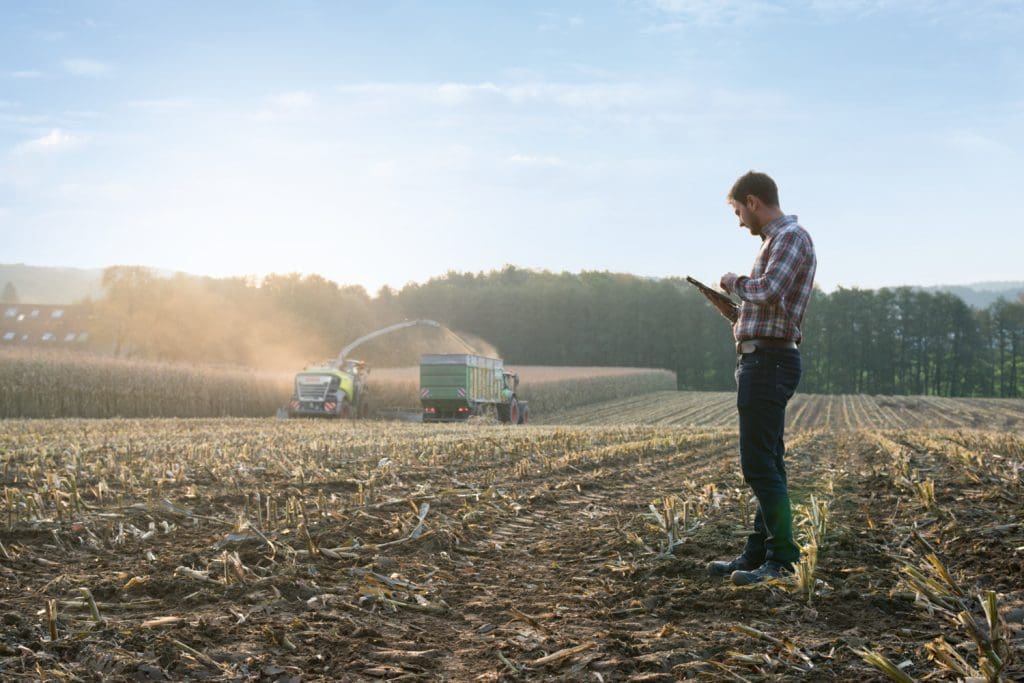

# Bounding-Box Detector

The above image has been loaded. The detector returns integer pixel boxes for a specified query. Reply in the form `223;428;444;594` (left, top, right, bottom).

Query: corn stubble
0;415;1020;679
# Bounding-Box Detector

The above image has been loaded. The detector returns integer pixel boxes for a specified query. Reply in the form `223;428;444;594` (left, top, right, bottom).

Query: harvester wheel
518;404;529;425
358;400;370;419
338;398;352;419
509;399;519;425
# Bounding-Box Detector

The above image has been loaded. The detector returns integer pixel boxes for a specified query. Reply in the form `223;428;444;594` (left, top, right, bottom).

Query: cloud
15;128;84;154
244;90;315;121
64;110;102;119
945;129;1008;155
537;11;585;32
126;98;194;112
270;91;314;109
251;91;316;121
7;70;44;79
62;59;111;77
339;81;673;110
434;82;501;105
505;82;665;108
649;0;1024;27
507;153;567;167
35;30;66;42
649;0;786;25
642;21;688;33
56;181;133;202
806;0;885;12
368;160;396;178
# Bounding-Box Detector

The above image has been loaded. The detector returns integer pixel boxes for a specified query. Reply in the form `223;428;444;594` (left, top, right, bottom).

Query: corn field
369;365;678;417
0;349;675;419
0;349;292;418
0;416;1021;680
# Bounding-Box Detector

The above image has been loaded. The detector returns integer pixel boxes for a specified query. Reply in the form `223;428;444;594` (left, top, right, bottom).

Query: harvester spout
335;319;443;365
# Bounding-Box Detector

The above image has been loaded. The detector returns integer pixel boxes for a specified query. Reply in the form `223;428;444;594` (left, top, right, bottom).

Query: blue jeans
735;347;802;567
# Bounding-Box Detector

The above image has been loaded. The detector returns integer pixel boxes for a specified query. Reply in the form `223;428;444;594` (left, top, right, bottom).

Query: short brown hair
728;171;779;207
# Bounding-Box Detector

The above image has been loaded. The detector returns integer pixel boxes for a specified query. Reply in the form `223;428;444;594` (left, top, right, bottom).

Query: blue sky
1;1;1021;294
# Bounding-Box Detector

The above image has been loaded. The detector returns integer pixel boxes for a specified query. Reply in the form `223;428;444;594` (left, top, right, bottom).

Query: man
709;171;817;586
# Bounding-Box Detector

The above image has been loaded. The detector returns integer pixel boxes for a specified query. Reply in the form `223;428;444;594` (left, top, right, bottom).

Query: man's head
727;171;783;236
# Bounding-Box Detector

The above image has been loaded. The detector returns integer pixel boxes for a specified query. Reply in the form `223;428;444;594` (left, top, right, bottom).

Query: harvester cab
288;360;368;419
341;359;368;378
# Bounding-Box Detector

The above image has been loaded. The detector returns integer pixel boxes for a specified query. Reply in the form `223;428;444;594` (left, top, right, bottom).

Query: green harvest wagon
419;354;529;424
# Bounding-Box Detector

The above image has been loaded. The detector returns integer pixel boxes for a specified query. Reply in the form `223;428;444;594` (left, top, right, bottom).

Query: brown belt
736;338;799;354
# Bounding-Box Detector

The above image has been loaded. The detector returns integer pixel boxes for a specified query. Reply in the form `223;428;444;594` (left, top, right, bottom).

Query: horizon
2;260;1023;302
2;2;1022;293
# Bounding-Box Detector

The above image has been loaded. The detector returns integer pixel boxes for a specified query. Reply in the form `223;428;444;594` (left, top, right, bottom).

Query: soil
0;420;1021;681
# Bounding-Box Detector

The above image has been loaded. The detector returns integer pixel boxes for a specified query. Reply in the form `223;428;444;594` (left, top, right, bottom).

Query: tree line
87;266;1024;398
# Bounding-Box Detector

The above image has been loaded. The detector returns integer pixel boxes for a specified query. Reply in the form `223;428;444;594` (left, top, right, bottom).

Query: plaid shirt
733;214;816;344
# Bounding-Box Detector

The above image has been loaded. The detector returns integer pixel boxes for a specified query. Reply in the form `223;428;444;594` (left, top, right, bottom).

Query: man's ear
745;194;760;212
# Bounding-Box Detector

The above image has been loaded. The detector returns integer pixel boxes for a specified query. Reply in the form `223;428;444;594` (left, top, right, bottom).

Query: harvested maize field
541;391;1024;432
0;419;1022;681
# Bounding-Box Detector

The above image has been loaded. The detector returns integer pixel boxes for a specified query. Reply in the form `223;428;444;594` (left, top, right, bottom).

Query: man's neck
761;207;785;224
753;207;785;237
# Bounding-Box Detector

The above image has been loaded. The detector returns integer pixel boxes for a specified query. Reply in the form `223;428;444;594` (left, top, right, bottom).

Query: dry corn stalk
46;598;58;641
79;587;102;623
855;648;917;683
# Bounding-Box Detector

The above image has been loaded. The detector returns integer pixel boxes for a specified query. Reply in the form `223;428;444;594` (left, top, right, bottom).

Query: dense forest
81;266;1024;398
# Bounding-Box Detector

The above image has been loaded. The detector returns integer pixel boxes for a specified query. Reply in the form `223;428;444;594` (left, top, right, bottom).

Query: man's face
729;197;761;236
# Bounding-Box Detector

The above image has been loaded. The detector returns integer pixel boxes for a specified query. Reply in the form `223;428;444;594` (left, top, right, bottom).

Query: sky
1;1;1022;295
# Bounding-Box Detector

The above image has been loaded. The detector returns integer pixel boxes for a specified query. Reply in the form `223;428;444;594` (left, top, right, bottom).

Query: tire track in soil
545;393;1024;434
432;429;938;680
648;397;718;426
873;397;912;430
436;431;738;679
692;395;736;428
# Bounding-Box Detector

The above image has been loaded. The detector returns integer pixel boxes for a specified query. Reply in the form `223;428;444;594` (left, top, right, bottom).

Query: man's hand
720;272;739;294
712;295;739;324
686;275;739;324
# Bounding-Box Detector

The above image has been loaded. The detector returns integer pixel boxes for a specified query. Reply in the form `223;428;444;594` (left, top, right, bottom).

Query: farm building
1;303;93;347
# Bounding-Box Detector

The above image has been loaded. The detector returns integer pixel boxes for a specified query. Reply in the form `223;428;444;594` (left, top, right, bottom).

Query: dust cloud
347;324;503;367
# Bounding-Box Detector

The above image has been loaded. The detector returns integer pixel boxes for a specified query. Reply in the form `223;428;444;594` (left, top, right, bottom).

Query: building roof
1;303;93;346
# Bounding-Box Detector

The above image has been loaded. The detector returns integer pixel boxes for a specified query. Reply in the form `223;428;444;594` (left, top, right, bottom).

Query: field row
540;390;1024;431
0;419;1021;680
